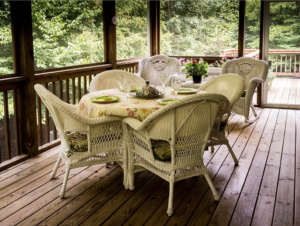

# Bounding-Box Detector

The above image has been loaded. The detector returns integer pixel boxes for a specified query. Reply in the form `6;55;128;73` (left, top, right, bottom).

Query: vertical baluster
276;54;278;73
289;54;292;73
294;54;297;73
37;93;42;146
280;55;283;73
59;80;63;99
52;81;57;140
89;75;92;86
45;83;50;143
13;90;20;155
285;54;287;73
72;78;75;104
66;79;70;104
84;76;87;94
271;54;273;72
3;91;11;160
78;77;81;101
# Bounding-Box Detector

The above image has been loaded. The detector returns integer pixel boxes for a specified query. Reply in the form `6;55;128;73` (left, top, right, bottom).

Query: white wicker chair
123;93;230;216
137;54;181;86
221;57;269;122
199;73;245;163
89;70;145;92
34;84;125;198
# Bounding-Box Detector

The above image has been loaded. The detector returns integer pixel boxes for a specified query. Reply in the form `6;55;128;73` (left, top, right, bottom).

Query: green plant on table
181;58;208;79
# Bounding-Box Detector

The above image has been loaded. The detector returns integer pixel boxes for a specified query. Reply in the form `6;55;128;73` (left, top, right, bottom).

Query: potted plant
181;58;208;83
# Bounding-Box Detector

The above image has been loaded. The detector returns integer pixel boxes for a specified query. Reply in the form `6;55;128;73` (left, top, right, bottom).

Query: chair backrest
199;73;245;107
89;70;145;92
136;93;230;164
221;57;269;87
137;54;181;86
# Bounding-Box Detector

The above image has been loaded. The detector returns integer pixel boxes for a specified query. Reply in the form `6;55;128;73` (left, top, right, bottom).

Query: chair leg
211;146;215;153
204;173;220;201
251;105;257;117
50;157;62;180
167;181;174;216
105;163;109;168
59;167;70;199
226;141;238;165
128;171;135;190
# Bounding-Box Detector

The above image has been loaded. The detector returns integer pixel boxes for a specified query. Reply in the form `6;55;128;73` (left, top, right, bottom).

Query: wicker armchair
89;70;145;92
199;73;245;163
137;54;181;86
123;93;230;216
34;84;125;198
221;57;269;122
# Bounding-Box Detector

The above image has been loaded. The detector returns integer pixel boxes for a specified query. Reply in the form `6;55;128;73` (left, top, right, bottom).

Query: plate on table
156;98;177;105
177;88;197;94
90;96;120;103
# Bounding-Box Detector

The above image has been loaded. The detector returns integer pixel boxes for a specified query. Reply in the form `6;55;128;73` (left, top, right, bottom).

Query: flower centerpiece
180;58;208;83
209;56;238;68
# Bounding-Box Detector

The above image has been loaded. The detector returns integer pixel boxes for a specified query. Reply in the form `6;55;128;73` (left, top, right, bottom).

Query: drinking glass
117;74;125;91
159;72;169;93
123;76;132;101
171;78;182;99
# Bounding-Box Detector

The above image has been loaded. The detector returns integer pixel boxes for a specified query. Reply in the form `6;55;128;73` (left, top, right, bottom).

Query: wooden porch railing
0;60;139;170
221;49;300;77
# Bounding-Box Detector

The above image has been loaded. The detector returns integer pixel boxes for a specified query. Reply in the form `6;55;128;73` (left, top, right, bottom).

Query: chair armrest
123;117;143;130
245;77;265;100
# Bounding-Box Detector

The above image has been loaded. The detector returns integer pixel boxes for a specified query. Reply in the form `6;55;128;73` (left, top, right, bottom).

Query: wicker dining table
78;86;204;121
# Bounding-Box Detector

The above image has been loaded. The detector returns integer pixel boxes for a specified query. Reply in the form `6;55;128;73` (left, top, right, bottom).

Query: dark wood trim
3;91;11;160
103;0;117;68
38;140;61;154
258;1;270;107
0;154;29;172
148;1;160;56
10;1;38;157
238;0;246;57
0;77;26;92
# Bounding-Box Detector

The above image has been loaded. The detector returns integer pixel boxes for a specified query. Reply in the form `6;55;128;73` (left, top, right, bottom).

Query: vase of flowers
180;58;208;83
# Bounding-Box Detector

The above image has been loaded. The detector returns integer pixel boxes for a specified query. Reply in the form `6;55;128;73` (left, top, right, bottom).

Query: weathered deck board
268;77;300;105
0;108;300;226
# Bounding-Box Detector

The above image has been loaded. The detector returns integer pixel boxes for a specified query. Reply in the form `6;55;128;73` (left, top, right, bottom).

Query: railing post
238;0;245;57
10;1;38;157
103;0;117;69
148;0;160;56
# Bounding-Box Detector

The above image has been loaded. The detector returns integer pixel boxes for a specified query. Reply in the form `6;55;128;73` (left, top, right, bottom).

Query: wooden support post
103;0;117;68
238;0;246;58
148;0;160;56
10;1;38;157
258;1;270;107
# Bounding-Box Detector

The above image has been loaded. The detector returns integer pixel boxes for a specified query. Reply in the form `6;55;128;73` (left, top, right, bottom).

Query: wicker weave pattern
89;70;145;92
34;84;126;198
199;73;245;164
123;93;230;216
137;54;181;86
221;57;269;122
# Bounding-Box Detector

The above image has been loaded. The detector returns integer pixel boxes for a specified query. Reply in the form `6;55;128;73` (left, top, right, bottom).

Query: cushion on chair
69;133;88;152
151;139;171;161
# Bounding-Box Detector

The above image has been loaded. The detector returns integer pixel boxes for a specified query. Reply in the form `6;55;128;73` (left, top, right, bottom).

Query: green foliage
182;58;208;78
160;0;239;56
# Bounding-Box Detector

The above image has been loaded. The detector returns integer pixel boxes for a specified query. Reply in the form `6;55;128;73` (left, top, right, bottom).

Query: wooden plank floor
0;108;299;226
267;77;300;105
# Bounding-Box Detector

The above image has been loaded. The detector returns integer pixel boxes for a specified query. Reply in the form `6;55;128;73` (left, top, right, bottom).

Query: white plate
156;98;177;105
177;88;197;94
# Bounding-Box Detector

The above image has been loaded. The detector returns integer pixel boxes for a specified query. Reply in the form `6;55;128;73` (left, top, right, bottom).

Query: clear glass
0;1;13;75
116;0;148;60
267;2;300;106
123;76;132;101
117;74;124;91
32;0;104;70
159;72;169;93
160;0;239;56
171;78;182;99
